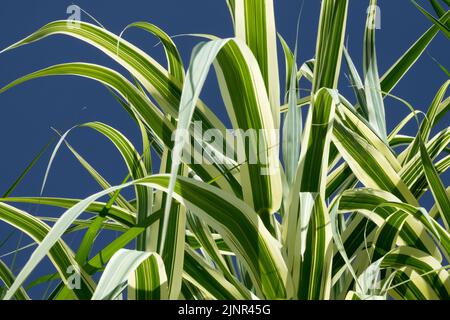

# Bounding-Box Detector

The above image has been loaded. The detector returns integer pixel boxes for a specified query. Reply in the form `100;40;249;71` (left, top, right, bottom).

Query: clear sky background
0;0;448;298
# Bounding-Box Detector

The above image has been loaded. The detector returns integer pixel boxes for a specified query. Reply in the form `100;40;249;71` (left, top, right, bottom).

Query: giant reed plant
0;0;449;300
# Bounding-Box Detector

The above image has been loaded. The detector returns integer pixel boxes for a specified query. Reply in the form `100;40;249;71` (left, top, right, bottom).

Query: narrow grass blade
120;21;185;82
0;203;95;300
2;140;52;198
231;0;280;126
92;249;167;300
313;0;348;92
381;10;450;93
412;0;450;38
0;260;30;300
364;0;387;141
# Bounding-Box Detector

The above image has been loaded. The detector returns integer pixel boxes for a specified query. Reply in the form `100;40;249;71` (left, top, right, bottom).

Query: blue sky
0;0;448;298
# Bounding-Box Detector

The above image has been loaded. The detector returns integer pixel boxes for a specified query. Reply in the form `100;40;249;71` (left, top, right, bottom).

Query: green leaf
92;249;167;300
120;21;185;83
429;0;446;17
381;10;450;93
343;48;369;120
183;247;250;300
0;203;95;300
412;0;450;38
0;62;239;195
382;247;450;299
231;0;280;126
0;197;135;227
313;0;348;92
63;140;134;211
4;174;289;300
286;88;338;299
402;80;450;163
419;137;450;229
280;35;302;185
332;119;417;205
2;140;52;198
364;0;387;141
0;260;30;300
0;20;224;132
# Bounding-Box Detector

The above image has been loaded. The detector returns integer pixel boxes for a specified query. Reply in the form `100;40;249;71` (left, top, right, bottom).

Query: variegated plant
0;0;449;300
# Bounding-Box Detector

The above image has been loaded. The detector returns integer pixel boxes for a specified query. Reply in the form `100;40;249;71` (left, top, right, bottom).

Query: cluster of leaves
0;0;449;300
